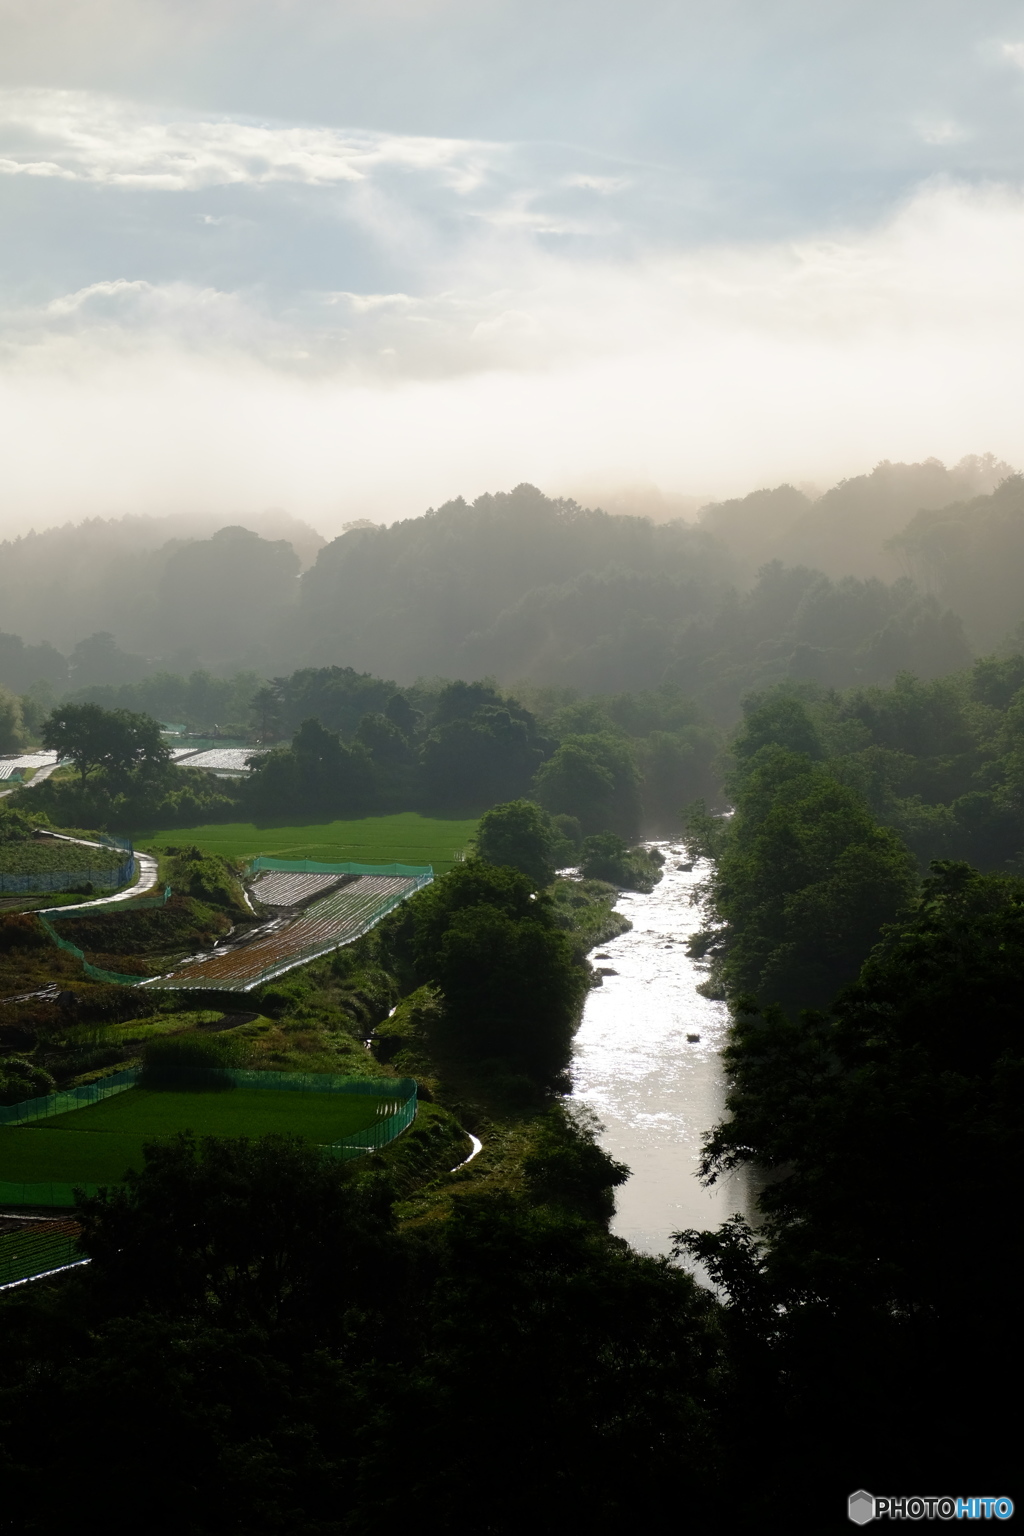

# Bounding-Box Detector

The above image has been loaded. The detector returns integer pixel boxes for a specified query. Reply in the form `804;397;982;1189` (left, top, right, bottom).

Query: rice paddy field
140;812;478;873
0;1084;399;1186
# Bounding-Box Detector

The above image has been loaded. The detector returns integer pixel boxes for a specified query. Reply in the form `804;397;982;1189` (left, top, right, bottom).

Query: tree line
10;464;1024;731
14;672;720;838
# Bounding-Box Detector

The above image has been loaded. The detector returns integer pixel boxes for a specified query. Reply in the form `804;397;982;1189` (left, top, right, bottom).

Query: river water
571;844;754;1260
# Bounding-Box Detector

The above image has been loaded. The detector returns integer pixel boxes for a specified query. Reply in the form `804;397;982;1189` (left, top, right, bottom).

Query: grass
139;812;478;873
0;1128;150;1184
0;1083;400;1185
60;1010;239;1048
41;1085;393;1141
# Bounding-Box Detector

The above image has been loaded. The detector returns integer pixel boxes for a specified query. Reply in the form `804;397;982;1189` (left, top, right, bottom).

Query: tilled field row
152;875;418;989
250;869;347;906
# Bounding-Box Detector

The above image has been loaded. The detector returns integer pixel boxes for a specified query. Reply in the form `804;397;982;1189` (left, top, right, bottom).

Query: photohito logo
849;1492;1015;1523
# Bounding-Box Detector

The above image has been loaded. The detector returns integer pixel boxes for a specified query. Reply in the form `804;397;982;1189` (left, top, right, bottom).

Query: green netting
0;1070;418;1203
119;884;173;911
249;857;433;878
0;1068;137;1126
35;889;172;987
0;1221;83;1284
0;853;135;895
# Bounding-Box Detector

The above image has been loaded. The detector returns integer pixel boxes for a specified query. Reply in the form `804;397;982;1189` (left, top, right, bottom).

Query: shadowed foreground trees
0;1132;725;1536
677;860;1024;1518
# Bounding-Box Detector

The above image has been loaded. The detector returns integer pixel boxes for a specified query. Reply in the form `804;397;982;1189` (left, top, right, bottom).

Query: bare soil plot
151;874;418;989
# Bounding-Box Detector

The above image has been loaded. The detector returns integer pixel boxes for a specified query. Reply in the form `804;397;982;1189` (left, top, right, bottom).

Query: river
571;843;754;1262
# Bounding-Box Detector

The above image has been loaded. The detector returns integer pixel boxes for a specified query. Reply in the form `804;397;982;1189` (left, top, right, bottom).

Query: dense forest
3;457;1024;716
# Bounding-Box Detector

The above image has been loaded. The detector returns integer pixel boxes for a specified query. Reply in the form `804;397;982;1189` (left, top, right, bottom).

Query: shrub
0;1056;55;1105
139;1033;246;1091
0;914;48;952
579;833;663;892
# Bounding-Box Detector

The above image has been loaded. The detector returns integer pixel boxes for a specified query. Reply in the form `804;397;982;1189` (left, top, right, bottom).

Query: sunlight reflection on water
571;845;754;1262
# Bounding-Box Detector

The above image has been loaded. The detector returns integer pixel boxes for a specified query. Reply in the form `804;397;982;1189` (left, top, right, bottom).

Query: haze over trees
3;458;1024;725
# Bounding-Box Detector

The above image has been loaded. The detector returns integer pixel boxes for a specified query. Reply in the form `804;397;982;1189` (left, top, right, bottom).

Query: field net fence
38;895;172;987
0;1070;418;1207
0;1067;138;1127
0;852;135;895
248;857;433;877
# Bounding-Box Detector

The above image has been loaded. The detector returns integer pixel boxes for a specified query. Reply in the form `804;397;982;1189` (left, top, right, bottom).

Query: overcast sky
3;0;1024;534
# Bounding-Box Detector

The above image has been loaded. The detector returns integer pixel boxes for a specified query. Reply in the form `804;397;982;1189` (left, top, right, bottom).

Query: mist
5;1;1024;533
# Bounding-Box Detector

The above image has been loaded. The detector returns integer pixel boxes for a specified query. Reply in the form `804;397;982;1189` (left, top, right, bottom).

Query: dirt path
33;833;160;916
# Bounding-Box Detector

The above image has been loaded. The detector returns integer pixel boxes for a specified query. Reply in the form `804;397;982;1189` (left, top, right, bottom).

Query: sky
3;0;1024;535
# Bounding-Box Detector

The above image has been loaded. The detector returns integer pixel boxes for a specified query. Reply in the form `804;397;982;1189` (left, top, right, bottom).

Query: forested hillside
686;652;1024;1009
5;460;1024;715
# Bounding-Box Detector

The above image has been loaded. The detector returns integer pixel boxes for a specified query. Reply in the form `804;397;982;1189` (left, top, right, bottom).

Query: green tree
0;683;26;753
409;861;542;963
247;716;376;814
401;861;588;1079
420;705;543;809
579;832;662;892
533;732;642;838
731;692;823;769
474;799;558;887
430;903;587;1077
679;862;1024;1511
76;1132;397;1326
355;711;412;767
41;702;168;787
698;746;917;1009
250;683;283;742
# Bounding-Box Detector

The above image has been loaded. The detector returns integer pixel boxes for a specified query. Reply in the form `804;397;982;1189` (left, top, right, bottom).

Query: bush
0;1056;55;1105
0;914;48;952
138;1034;246;1091
166;847;248;915
579;833;663;892
523;1106;629;1222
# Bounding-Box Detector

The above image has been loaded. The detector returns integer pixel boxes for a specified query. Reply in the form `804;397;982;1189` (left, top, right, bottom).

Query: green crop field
0;1127;155;1184
0;840;123;876
0;1085;397;1186
140;812;478;872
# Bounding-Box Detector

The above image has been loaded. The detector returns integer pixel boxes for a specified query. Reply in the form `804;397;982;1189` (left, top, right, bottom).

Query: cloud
5;177;1024;380
0;88;494;191
564;174;631;194
915;118;968;145
1;176;1024;537
4;20;1024;537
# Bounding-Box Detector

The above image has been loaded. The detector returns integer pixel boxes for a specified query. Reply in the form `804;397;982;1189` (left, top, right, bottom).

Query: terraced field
150;873;425;990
